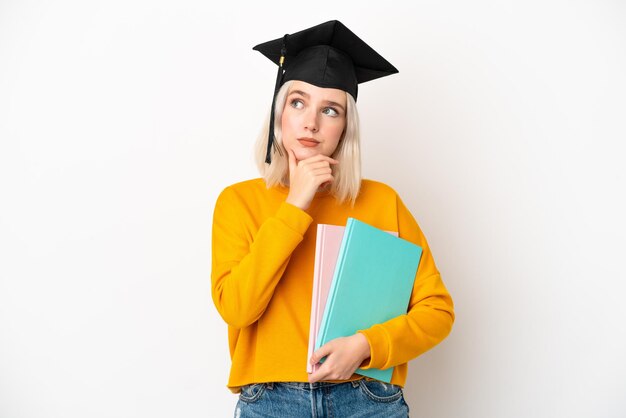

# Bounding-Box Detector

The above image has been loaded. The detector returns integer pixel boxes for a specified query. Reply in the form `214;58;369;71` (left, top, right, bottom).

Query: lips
298;137;319;147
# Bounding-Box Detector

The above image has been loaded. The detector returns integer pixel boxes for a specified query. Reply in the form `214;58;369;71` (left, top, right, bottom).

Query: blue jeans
235;380;410;417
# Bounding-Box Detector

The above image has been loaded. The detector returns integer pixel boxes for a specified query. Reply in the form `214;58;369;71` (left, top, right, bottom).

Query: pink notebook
307;223;398;374
307;224;345;374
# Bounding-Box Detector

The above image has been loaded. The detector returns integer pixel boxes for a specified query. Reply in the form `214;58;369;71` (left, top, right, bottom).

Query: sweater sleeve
357;193;455;370
211;186;313;329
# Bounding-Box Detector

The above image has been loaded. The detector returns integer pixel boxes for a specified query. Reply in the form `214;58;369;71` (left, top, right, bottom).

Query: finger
310;167;333;176
313;175;334;187
308;366;328;383
301;154;339;164
308;354;349;383
317;176;334;189
310;343;333;365
322;156;340;164
308;354;335;382
300;161;336;172
322;174;334;184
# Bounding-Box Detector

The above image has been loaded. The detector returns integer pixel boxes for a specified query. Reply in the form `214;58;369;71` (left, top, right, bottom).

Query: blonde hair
254;80;362;206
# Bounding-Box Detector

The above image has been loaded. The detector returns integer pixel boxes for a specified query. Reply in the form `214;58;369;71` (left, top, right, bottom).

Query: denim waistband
261;380;361;390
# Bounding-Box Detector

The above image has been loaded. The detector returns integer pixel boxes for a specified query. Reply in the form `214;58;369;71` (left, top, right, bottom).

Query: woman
211;20;454;417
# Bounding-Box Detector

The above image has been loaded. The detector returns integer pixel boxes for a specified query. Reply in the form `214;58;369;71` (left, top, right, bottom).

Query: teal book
315;217;423;383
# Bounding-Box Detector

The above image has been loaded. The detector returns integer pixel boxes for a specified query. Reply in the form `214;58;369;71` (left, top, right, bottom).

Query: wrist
286;196;309;211
355;332;371;362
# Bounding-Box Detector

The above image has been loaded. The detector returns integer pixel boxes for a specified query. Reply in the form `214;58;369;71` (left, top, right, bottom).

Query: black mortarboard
253;20;399;164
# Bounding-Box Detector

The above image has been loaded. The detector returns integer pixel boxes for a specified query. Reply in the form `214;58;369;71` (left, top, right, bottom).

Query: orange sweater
211;178;454;393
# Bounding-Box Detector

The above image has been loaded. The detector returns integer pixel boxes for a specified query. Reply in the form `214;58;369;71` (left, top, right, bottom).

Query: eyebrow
288;89;346;112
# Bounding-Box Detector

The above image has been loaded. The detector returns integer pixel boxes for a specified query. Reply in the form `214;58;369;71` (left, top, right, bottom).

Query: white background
1;1;625;417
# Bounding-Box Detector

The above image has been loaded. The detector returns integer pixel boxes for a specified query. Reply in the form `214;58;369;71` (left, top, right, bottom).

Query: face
281;80;347;161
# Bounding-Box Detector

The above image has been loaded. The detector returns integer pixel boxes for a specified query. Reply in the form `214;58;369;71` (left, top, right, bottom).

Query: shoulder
213;178;266;211
214;177;286;209
217;178;266;198
222;177;265;191
360;178;400;199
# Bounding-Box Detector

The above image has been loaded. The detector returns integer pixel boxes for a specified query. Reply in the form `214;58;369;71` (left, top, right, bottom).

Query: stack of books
307;218;423;383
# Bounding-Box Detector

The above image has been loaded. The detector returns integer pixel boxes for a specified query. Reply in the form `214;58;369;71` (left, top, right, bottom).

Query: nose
303;109;319;133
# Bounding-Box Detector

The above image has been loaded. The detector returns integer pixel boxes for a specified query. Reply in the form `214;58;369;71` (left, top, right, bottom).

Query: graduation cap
253;20;398;164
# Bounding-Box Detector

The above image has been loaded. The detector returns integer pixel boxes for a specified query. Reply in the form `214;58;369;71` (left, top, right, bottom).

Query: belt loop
351;380;360;388
266;382;274;390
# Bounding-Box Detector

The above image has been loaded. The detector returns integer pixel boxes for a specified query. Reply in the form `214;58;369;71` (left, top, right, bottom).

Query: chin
293;148;320;160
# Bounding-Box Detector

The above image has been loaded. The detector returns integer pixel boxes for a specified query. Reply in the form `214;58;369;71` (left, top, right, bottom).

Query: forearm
358;272;454;370
212;199;313;328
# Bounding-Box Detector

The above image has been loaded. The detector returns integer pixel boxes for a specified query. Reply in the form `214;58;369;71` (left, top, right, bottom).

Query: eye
290;99;304;109
322;107;339;117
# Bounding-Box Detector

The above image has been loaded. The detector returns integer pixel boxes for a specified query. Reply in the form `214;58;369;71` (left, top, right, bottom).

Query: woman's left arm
357;194;455;370
308;193;454;382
